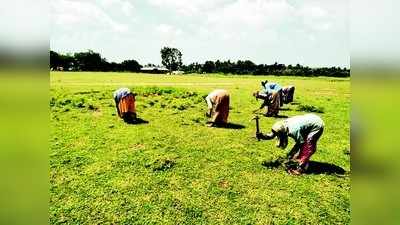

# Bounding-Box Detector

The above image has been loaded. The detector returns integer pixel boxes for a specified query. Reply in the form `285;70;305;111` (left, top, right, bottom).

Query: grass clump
296;104;324;113
146;158;176;172
50;92;99;111
136;87;204;111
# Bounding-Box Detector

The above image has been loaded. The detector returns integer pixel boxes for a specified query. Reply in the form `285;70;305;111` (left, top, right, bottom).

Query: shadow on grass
262;158;347;176
305;161;346;175
124;117;149;125
211;122;246;129
256;112;289;118
225;123;246;129
263;114;288;118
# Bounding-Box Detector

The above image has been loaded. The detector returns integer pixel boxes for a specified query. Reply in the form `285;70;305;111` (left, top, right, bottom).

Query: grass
50;72;350;224
296;104;325;113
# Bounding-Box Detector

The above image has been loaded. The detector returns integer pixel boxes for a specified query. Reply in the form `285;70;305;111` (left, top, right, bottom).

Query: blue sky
50;0;349;67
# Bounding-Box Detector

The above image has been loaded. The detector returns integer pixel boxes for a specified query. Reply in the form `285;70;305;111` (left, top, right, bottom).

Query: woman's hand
256;132;275;140
205;109;212;117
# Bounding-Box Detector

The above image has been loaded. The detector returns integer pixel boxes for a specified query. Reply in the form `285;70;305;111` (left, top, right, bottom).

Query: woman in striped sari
205;89;230;127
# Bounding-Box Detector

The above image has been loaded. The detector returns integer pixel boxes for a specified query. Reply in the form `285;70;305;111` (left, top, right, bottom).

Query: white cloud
51;0;129;33
99;0;135;16
148;0;229;16
207;0;294;30
156;24;171;33
203;0;343;35
297;5;332;31
155;24;183;46
186;0;294;43
156;24;183;36
121;1;135;16
99;0;121;7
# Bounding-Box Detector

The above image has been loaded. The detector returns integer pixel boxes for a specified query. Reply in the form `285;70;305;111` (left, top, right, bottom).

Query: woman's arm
286;142;300;159
205;95;213;117
259;100;269;109
205;95;213;109
114;97;121;117
256;132;276;140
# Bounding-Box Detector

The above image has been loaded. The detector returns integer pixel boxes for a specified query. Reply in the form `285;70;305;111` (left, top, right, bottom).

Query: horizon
50;48;350;69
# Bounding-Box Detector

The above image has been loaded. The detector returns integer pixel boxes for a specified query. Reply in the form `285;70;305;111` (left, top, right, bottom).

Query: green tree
203;61;216;73
121;59;142;72
160;47;182;72
74;50;103;71
50;51;61;69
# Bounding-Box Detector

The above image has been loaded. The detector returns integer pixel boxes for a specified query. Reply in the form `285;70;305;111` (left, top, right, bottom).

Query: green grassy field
50;72;350;224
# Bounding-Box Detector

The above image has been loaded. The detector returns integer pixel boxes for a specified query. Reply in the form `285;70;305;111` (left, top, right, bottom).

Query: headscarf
271;120;289;149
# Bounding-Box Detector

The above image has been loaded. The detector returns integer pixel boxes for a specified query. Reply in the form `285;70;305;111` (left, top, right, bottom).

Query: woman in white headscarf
256;113;324;175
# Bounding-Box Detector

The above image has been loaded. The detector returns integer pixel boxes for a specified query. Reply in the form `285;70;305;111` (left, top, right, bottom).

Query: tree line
183;60;349;77
50;48;349;77
50;50;142;72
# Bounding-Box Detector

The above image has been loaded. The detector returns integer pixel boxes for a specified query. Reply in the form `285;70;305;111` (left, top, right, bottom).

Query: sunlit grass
50;72;350;224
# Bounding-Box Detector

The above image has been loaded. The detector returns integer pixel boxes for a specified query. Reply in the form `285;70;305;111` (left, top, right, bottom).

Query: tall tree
160;47;182;72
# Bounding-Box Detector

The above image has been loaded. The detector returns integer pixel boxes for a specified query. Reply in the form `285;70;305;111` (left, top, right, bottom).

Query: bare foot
287;168;303;175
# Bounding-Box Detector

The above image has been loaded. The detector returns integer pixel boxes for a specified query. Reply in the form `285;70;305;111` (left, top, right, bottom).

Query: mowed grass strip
50;72;350;224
